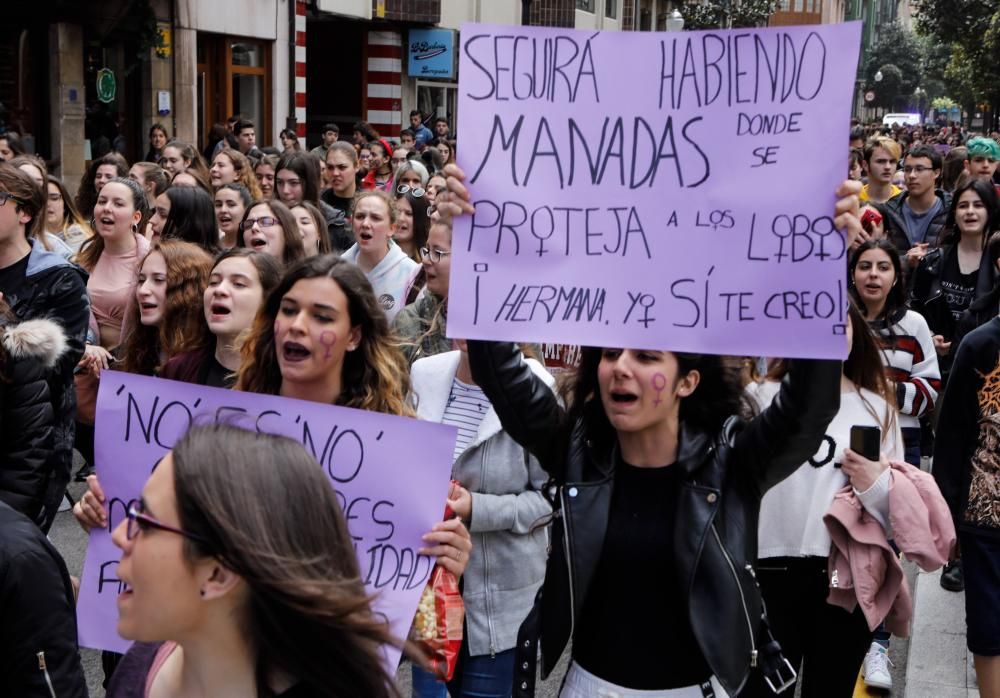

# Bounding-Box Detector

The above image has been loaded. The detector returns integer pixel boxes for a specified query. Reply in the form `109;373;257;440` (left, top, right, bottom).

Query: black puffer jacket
0;500;88;697
468;341;840;697
0;316;68;524
3;241;89;531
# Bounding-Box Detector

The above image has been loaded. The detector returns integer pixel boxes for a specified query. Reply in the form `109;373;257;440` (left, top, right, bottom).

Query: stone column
48;22;86;197
173;27;198;145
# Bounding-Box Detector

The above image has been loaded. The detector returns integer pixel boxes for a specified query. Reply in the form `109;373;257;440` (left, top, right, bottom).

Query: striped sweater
872;309;941;428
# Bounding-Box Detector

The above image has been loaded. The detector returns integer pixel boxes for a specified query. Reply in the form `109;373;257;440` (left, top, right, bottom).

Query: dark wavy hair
276;151;323;206
161;186;220;253
393;187;430;263
171;423;398;697
849;238;907;325
75;152;129;217
940;177;1000;247
237;199;306;269
119;240;214;375
235;254;412;416
562;348;750;456
76;177;148;273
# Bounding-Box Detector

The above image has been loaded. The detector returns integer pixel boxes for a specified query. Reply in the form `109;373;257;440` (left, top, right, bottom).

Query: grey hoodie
411;350;554;656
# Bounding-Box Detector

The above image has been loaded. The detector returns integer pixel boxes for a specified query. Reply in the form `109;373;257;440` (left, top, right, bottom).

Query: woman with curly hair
209;148;263;200
75;152;129;220
118;240;214;376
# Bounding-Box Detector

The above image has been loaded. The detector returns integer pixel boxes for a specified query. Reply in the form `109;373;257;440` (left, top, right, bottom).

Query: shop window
417;82;458;137
197;34;271;151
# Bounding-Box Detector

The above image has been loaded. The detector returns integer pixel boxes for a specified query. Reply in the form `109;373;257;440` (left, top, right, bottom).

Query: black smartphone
849;425;881;461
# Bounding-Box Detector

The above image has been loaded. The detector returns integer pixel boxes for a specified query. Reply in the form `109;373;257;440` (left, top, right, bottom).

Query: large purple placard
77;372;456;670
450;22;862;359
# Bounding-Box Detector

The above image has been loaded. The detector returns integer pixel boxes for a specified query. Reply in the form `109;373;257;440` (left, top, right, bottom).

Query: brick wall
374;0;441;23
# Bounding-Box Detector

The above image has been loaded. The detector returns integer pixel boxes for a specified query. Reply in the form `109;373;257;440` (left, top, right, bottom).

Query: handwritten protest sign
77;372;456;670
450;22;861;359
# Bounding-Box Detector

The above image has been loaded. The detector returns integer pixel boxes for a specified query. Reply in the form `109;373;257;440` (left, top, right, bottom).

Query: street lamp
874;70;883;82
666;9;684;32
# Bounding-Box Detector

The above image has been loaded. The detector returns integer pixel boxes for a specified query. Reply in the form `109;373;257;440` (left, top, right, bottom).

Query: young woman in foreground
104;424;398;697
435;165;863;697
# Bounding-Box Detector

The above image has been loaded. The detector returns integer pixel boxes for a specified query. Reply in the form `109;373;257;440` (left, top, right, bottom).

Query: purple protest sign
449;22;862;359
77;372;456;670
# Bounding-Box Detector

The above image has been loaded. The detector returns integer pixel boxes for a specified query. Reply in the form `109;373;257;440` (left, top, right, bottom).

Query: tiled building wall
375;0;441;23
530;0;575;27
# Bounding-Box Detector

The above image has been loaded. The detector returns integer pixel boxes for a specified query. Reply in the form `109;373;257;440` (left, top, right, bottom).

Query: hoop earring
131;222;139;235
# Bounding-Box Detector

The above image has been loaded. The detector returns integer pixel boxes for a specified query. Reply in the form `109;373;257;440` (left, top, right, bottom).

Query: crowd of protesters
0;105;997;698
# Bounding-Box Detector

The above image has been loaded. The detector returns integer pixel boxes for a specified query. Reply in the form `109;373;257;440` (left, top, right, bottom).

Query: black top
0;252;30;303
201;353;235;388
321;189;355;217
940;252;979;323
573;458;712;689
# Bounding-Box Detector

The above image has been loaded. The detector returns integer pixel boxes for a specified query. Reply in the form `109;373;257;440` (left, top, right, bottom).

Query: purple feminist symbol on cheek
652;373;667;406
319;331;338;359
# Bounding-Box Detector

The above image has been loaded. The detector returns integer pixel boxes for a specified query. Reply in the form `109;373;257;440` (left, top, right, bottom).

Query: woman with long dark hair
102;423;400;697
850;238;940;466
214;183;251;250
911;177;1000;380
742;302;902;697
238;199;306;268
155;186;220;252
433;166;863;697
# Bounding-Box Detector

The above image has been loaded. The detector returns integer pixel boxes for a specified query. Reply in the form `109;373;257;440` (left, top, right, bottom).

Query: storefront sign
408;29;456;79
96;68;116;104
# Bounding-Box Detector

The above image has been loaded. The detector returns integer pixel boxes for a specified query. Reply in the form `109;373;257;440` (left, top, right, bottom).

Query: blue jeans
448;643;516;698
901;427;921;467
412;664;448;698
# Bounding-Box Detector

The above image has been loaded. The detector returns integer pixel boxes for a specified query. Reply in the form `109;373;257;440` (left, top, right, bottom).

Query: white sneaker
863;641;893;690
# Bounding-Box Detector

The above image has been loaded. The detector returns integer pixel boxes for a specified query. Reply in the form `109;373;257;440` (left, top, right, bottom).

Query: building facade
7;0;891;191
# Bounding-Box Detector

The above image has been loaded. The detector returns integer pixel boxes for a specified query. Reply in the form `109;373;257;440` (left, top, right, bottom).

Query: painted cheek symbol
652;373;667;406
319;331;338;359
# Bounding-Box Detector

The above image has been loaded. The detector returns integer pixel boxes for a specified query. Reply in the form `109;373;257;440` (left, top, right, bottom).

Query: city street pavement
904;569;980;697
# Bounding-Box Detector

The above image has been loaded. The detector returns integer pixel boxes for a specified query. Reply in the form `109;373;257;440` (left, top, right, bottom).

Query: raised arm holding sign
434;21;867;698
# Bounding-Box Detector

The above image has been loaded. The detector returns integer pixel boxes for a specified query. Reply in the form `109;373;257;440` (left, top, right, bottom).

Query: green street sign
96;68;116;104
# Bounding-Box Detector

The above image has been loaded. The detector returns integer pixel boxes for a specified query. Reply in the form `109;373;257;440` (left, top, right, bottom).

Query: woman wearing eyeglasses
340;190;418;322
394;220;454;365
237;200;307;269
101;423;399;697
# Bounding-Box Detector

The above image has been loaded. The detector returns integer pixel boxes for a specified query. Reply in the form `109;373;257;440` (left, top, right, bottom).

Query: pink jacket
823;460;956;636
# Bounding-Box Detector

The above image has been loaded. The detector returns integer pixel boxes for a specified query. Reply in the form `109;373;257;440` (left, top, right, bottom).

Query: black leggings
740;556;873;697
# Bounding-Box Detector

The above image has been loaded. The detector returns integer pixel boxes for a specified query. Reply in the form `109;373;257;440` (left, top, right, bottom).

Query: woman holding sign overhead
435;164;864;697
102;423;399;697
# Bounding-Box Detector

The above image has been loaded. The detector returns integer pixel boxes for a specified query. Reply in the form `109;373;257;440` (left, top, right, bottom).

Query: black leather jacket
468;341;841;696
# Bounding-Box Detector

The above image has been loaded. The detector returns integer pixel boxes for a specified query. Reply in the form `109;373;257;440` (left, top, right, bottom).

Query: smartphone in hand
849;425;881;461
